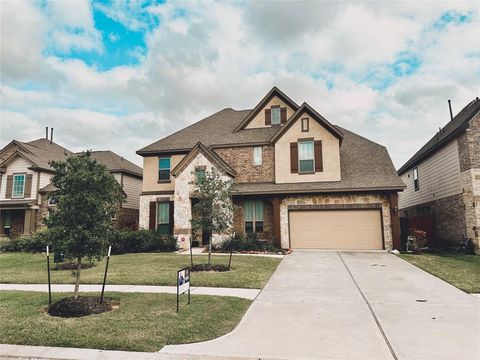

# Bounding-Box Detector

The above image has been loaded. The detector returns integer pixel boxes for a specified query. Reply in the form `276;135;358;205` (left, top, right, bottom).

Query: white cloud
1;1;479;169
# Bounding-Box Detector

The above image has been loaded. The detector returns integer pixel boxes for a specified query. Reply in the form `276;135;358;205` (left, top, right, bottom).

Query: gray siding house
398;98;480;253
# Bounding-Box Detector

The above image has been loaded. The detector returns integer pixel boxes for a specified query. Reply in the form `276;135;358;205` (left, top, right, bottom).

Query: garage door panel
289;210;383;250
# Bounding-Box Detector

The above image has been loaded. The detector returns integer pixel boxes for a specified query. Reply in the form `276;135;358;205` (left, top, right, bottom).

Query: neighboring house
398;98;480;253
0;133;143;238
137;87;405;250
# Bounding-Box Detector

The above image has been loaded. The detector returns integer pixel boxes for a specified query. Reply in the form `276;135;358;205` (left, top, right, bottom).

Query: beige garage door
289;210;383;250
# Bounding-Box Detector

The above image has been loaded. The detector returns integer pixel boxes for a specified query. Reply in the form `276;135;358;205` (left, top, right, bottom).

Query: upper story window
195;166;206;184
271;107;281;125
253;146;262;166
158;157;171;182
413;167;419;191
301;118;309;132
244;200;264;233
298;141;314;173
12;174;25;198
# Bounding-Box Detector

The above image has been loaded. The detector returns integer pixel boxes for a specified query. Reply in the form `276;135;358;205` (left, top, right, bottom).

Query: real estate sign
176;267;191;312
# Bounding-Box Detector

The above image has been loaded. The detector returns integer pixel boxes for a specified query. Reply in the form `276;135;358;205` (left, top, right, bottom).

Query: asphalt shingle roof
398;98;480;174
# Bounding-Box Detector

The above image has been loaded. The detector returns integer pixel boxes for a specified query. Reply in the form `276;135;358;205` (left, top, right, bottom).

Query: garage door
289;210;383;250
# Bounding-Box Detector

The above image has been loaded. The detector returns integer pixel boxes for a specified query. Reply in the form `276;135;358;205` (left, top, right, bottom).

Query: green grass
398;252;480;293
0;252;282;289
0;291;250;352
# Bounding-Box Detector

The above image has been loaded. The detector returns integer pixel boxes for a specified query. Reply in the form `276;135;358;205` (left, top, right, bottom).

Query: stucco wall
279;193;392;250
142;154;185;192
245;96;296;129
275;111;341;183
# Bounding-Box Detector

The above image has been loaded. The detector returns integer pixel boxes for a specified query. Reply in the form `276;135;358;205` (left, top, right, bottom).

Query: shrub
215;233;276;253
110;229;177;254
0;231;48;252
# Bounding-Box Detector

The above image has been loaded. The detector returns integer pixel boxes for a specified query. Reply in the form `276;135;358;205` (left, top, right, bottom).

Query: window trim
158;157;171;183
156;201;170;233
271;106;281;125
12;173;26;199
298;140;315;174
244;199;264;234
301;118;309;132
253;146;263;166
413;167;419;191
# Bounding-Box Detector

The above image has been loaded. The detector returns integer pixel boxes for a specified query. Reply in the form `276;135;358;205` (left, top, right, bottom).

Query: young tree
46;152;124;298
191;168;235;265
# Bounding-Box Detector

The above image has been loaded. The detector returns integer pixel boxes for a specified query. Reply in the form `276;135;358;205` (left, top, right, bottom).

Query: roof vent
50;128;54;144
45;127;49;139
448;100;453;121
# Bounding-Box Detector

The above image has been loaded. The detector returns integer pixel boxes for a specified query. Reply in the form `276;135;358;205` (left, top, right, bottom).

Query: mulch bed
191;264;230;272
47;296;118;318
53;262;95;271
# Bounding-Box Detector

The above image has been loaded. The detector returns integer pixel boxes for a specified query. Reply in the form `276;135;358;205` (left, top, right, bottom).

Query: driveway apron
161;251;395;360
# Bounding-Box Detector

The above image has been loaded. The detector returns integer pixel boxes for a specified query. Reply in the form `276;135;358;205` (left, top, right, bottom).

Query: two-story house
137;87;405;250
398;98;480;253
0;131;143;237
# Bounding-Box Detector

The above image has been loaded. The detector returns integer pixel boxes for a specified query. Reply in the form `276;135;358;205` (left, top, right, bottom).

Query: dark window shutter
149;201;156;230
265;109;271;125
5;175;13;199
281;107;287;124
24;174;33;198
314;140;323;172
169;201;174;235
290;142;298;173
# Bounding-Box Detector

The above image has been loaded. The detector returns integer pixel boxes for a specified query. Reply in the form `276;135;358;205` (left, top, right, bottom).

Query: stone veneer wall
457;112;480;253
139;193;174;229
214;145;275;182
279;193;393;249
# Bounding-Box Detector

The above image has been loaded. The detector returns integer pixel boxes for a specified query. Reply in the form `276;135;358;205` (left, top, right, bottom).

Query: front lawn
398;252;480;293
0;291;250;352
0;252;281;289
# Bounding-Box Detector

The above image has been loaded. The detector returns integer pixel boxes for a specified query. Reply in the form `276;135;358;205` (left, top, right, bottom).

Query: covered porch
0;200;38;238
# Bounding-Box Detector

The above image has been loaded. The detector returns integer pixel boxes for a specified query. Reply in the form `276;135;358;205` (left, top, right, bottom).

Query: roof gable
234;86;300;131
271;102;344;143
171;142;236;178
398;98;480;174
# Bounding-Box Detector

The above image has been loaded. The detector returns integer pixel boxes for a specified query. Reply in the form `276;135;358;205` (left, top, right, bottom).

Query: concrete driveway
161;251;480;360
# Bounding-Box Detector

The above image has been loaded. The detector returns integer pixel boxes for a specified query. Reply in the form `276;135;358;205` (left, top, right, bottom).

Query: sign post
176;266;191;312
46;245;52;306
100;246;112;304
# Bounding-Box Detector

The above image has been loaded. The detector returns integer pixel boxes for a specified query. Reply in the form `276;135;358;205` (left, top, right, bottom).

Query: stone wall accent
458;112;480;172
214;145;275;183
139;193;175;229
279;193;393;249
399;193;467;247
34;194;50;231
460;169;480;253
0;143;19;164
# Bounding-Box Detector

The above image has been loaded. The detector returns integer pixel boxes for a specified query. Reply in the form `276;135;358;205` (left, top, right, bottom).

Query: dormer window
271;107;281;125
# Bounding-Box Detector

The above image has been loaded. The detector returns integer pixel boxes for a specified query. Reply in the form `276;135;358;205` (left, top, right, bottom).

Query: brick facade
232;197;274;241
114;206;139;229
214;145;275;183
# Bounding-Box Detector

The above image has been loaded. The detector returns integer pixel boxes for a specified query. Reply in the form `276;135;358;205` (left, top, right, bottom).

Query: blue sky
1;1;479;166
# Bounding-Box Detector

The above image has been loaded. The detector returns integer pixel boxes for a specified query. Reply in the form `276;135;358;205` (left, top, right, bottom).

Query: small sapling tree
46;152;123;299
192;168;234;266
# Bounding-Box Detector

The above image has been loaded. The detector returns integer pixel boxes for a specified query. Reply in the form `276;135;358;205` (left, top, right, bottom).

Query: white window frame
253;146;262;166
298;141;315;174
12;174;26;198
271;107;281;125
413;167;419;191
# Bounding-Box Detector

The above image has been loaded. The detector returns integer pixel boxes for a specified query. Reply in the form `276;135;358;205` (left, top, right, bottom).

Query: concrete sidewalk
0;284;260;300
0;344;260;360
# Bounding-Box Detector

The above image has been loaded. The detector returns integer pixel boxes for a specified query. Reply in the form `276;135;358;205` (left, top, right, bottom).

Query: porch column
389;192;401;250
271;196;282;248
23;209;32;235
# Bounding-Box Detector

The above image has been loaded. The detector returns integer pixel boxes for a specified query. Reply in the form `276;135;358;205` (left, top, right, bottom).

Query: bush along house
0;129;143;238
137;87;405;250
398;98;480;254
